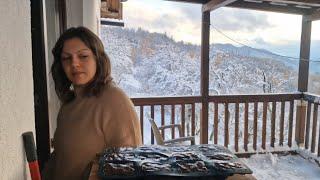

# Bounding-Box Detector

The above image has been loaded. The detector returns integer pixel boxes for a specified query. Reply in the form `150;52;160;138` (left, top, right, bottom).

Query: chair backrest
148;118;164;145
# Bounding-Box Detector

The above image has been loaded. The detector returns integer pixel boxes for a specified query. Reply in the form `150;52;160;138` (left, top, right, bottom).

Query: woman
43;26;142;180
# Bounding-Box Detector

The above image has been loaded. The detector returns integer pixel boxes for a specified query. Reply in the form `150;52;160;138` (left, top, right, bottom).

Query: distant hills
101;26;318;97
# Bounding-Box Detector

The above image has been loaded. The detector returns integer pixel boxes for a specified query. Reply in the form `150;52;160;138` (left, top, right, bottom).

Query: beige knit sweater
43;83;142;180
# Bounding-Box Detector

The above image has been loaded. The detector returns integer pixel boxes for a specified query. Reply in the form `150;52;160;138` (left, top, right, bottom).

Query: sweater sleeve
41;108;63;180
102;86;142;148
41;151;56;180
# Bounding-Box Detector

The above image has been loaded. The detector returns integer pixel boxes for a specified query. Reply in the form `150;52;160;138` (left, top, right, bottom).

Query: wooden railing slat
311;104;318;153
181;104;185;137
151;105;154;144
235;103;239;152
318;122;320;157
271;101;276;147
192;103;195;136
161;104;165;139
140;106;144;144
214;103;218;144
305;102;312;149
253;102;258;150
244;102;249;151
171;105;175;139
279;101;285;146
224;103;229;147
262;102;268;149
303;94;320;156
288;100;294;147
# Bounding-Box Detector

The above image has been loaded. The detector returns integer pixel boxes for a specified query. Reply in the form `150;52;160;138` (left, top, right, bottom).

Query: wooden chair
148;118;195;145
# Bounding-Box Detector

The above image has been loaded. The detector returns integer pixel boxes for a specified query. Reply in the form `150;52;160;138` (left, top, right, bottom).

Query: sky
122;0;320;61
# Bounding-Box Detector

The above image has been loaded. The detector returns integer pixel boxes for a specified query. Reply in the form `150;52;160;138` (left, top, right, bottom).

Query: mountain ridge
101;26;301;97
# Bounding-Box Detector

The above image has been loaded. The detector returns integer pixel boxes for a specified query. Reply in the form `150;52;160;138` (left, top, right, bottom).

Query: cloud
175;4;271;33
254;37;268;45
122;0;320;52
175;3;202;23
124;1;182;31
123;0;202;43
151;14;182;30
211;8;272;32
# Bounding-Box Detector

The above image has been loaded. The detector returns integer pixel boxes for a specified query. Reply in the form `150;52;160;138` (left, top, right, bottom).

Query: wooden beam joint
304;9;320;21
203;0;238;12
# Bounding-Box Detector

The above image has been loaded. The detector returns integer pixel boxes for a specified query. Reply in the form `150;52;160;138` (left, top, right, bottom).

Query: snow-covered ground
240;153;320;180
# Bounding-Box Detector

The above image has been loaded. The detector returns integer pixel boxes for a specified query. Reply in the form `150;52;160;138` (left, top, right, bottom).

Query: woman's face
61;38;97;86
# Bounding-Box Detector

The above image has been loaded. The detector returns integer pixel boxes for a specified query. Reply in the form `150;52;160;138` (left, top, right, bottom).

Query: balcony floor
240;153;320;180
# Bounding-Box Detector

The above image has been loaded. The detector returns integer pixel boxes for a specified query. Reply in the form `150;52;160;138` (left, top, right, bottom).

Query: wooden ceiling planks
227;0;315;15
263;0;320;7
167;0;320;15
165;0;208;4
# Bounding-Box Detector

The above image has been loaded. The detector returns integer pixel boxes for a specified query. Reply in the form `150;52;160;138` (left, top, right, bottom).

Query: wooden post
200;10;210;144
295;100;307;146
296;15;311;147
298;15;312;92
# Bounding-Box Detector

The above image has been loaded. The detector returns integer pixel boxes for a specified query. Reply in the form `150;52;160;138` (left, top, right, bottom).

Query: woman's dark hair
51;26;112;103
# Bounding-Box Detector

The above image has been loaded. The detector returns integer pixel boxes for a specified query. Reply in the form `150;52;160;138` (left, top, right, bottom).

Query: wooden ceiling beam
264;0;320;7
227;1;314;15
164;0;320;16
165;0;208;4
202;0;239;12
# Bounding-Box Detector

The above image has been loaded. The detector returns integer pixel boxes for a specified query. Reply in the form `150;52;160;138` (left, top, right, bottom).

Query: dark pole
200;10;210;144
298;15;312;92
57;0;67;34
31;0;50;170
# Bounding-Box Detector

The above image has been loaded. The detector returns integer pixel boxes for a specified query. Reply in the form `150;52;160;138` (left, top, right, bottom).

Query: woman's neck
74;84;86;97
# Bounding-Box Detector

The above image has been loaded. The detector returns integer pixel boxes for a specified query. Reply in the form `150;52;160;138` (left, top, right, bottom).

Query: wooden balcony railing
131;92;320;157
207;93;302;153
132;96;202;144
302;93;320;156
